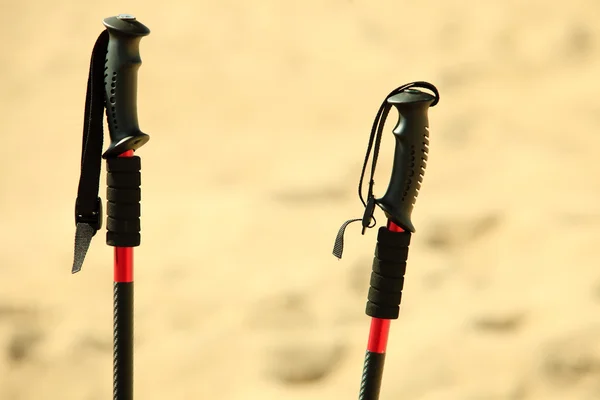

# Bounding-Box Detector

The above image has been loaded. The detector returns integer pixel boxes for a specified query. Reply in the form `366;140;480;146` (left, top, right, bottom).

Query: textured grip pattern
101;17;150;158
113;282;134;400
106;156;142;247
365;227;411;319
376;90;435;232
359;351;386;400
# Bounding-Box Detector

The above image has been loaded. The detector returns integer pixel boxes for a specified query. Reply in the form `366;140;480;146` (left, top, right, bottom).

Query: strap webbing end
72;223;97;274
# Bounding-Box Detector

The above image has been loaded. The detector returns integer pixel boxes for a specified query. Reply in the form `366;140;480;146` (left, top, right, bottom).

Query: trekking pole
71;14;150;400
332;81;440;400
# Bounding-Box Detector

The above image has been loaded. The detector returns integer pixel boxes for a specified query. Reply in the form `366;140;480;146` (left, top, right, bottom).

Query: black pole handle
375;89;436;232
102;14;150;158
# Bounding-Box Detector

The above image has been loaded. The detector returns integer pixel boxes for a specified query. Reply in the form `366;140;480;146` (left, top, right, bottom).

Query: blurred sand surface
1;1;600;399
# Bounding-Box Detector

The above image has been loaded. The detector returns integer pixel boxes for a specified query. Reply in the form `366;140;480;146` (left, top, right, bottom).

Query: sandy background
1;0;600;399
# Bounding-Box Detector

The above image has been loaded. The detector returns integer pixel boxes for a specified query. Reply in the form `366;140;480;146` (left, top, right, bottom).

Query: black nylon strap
71;30;109;274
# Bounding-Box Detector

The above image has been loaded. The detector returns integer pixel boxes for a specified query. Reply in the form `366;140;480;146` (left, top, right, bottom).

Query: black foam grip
107;232;141;247
365;228;412;320
106;157;142;247
106;156;142;172
107;172;141;189
375;244;409;262
113;282;134;400
370;272;405;293
107;188;141;203
107;202;140;219
372;259;406;279
365;303;399;320
359;351;386;400
375;227;411;246
367;287;402;306
107;217;140;234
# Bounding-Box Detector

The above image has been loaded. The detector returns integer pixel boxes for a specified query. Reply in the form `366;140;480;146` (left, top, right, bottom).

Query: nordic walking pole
71;14;150;400
332;81;440;400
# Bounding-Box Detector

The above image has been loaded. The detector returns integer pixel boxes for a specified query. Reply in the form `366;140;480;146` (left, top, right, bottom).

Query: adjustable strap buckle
75;196;103;233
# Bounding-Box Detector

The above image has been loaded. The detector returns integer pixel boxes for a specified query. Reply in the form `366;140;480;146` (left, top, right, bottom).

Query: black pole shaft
359;351;386;400
113;282;134;400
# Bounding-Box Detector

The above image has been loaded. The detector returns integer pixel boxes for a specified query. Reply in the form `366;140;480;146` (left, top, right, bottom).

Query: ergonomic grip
375;89;436;232
102;14;150;158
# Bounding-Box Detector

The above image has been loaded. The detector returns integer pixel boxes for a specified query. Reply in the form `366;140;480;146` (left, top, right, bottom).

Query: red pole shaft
115;247;134;283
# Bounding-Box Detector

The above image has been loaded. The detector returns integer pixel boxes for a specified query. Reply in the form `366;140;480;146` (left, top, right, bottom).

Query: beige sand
1;0;600;398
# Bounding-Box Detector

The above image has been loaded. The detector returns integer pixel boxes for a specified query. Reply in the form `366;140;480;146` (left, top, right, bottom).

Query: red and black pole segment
333;82;439;400
72;14;150;400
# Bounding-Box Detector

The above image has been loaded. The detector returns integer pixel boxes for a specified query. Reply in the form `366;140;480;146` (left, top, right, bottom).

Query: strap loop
71;30;110;274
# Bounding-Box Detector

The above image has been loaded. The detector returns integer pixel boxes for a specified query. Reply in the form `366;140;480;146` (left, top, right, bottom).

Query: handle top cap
387;89;435;105
103;15;150;36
